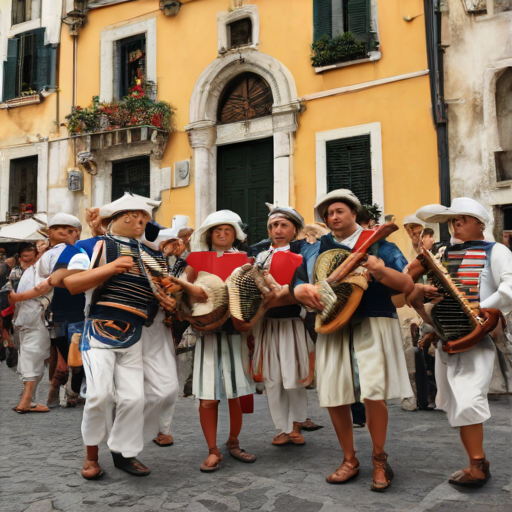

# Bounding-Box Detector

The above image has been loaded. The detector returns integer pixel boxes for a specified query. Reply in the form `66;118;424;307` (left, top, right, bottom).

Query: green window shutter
347;0;370;48
313;0;333;41
326;134;372;205
3;38;19;101
331;0;343;37
33;28;51;92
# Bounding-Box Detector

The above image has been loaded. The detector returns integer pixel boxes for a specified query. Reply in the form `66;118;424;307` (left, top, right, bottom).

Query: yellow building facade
0;0;439;252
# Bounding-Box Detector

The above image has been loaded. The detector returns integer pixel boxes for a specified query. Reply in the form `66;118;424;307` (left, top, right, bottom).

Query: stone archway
186;50;301;225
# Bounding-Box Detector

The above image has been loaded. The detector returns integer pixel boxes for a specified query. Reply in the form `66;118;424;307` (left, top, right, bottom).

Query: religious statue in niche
68;169;84;192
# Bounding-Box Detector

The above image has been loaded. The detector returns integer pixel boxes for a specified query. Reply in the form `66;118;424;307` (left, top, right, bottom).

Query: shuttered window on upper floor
313;0;371;48
2;28;57;102
326;134;372;205
12;0;32;26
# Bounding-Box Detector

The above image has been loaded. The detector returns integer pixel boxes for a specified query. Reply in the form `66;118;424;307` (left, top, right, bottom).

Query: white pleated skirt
435;336;495;427
316;316;413;408
192;332;255;400
252;317;314;389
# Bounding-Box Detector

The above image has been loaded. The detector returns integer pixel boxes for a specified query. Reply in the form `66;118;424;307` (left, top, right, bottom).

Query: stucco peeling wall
444;1;512;239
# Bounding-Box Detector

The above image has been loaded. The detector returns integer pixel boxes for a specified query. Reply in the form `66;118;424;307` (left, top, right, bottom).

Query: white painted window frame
216;4;260;54
100;16;157;102
316;122;384;213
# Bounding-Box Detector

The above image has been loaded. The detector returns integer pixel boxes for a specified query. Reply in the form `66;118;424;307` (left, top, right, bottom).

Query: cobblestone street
1;364;511;512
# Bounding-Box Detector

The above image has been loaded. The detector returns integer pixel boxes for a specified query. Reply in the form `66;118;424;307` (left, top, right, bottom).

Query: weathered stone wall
443;1;512;239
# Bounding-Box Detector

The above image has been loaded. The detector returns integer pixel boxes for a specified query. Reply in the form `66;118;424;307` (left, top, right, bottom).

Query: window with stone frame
228;18;252;49
111;156;150;201
11;0;40;26
9;155;38;216
495;67;512;182
114;33;147;100
326;134;372;205
2;28;57;101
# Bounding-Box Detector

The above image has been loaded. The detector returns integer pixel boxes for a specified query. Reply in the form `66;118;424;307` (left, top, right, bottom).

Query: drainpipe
424;0;450;240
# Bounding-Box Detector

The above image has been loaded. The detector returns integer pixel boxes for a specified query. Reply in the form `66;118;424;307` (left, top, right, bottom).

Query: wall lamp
62;0;89;36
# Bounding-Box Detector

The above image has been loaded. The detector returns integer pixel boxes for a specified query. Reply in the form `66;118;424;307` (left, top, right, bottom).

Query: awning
0;218;47;241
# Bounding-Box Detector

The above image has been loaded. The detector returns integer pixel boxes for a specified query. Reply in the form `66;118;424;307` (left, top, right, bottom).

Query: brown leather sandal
326;458;360;484
298;418;324;431
13;404;50;414
449;458;490;488
153;432;174;447
226;438;256;463
371;451;394;492
81;460;105;480
200;447;223;473
289;422;306;445
272;432;290;445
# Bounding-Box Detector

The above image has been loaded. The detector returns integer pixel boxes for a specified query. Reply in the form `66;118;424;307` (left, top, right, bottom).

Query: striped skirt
192;332;255;400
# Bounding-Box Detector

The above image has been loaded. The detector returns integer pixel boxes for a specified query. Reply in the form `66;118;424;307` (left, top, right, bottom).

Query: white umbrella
0;218;47;241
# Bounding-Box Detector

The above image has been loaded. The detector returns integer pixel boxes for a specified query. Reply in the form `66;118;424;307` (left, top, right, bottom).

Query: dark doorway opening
217;137;274;245
111;156;150;201
9;155;37;216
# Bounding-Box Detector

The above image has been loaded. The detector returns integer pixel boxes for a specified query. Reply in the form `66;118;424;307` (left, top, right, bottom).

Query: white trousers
266;382;308;433
435;337;495;427
17;316;50;382
141;311;179;440
253;317;312;433
81;338;144;458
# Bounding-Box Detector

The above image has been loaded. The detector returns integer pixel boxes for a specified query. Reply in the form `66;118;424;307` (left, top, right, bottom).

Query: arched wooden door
216;73;274;245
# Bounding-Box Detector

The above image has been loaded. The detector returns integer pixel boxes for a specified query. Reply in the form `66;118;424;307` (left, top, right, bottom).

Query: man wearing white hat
63;194;171;480
9;213;82;412
292;189;415;491
408;197;512;488
39;214;83;407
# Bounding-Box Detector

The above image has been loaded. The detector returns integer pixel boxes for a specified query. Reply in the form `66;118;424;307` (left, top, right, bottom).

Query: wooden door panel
217;137;273;244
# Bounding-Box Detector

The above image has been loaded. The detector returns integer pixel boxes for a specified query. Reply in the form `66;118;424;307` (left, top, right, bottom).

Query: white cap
48;213;82;229
403;214;426;228
190;210;246;252
314;189;361;223
416;198;490;225
99;193;154;225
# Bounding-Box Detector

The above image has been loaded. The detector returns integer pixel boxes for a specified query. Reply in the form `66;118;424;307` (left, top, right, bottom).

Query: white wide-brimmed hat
99;193;154;225
314;189;361;223
416;198;490;225
190;210;246;252
266;203;305;231
48;213;82;229
403;214;426;228
142;227;180;251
